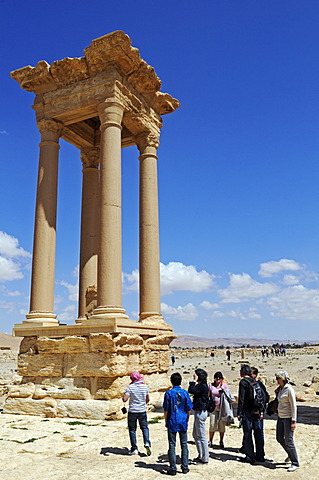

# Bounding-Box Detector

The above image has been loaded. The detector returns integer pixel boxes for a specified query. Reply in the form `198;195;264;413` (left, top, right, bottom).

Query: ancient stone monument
6;31;179;419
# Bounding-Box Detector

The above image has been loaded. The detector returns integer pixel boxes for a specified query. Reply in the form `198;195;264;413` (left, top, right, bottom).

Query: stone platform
5;320;175;419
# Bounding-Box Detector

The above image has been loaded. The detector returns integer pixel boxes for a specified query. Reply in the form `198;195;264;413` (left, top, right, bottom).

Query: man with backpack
163;373;193;475
237;364;265;464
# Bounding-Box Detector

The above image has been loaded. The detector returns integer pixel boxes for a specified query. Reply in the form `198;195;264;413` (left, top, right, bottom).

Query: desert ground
0;342;318;479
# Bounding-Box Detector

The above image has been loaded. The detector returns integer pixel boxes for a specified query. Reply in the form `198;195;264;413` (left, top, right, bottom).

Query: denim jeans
276;417;299;466
192;410;209;462
241;411;265;461
127;411;151;451
167;430;188;471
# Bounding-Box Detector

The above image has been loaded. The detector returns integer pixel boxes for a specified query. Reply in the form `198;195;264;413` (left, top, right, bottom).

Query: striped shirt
125;381;149;413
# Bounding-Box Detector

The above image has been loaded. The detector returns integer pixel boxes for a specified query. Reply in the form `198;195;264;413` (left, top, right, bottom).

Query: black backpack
248;379;266;412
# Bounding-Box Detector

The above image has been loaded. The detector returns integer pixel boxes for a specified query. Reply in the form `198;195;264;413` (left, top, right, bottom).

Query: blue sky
1;0;319;341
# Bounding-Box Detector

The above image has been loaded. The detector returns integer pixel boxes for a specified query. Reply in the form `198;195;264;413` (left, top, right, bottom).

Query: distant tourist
237;364;265;464
122;371;152;456
275;370;299;472
171;353;176;366
210;350;215;359
208;371;235;449
226;349;231;361
163;372;193;475
188;368;209;464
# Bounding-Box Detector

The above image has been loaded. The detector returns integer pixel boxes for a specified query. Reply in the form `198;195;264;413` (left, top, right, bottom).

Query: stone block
143;372;171;392
37;336;89;354
94;376;125;400
109;352;141;376
56;398;122;420
19;336;37;354
148;391;164;410
159;350;170;372
88;333;116;352
114;333;143;351
18;353;63;377
7;383;35;398
65;353;111;377
139;350;159;373
4;396;57;416
33;377;91;400
144;334;173;351
304;387;316;395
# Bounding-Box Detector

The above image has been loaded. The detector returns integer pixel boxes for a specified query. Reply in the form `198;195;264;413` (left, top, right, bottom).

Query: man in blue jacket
163;373;193;475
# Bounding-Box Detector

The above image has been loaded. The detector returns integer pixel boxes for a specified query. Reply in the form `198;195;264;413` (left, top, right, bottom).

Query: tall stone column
92;100;127;320
26;119;63;325
136;131;162;321
77;148;99;323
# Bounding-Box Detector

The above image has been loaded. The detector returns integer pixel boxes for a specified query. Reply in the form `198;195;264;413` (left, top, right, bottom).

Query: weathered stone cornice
10;31;180;116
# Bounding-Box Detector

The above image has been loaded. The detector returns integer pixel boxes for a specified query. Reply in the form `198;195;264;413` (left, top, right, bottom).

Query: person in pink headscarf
122;371;151;456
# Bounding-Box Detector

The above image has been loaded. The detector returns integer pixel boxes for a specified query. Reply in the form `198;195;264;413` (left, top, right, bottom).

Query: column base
87;305;128;323
139;313;173;330
13;312;59;331
75;316;86;324
24;312;59;326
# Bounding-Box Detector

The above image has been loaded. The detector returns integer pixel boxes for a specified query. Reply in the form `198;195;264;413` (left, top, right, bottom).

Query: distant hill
171;335;316;348
0;332;21;350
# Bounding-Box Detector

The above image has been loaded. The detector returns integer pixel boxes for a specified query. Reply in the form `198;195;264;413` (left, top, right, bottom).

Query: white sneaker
287;464;299;472
129;449;139;455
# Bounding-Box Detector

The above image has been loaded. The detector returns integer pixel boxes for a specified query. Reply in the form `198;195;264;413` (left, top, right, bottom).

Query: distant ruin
6;31;179;418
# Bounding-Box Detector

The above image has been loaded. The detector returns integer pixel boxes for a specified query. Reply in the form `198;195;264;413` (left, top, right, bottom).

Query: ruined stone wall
4;333;172;419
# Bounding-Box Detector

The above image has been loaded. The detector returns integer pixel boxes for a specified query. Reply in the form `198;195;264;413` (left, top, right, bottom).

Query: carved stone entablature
11;31;180;118
50;57;90;88
84;31;141;77
80;148;100;169
11;61;57;94
37;119;64;135
136;131;160;154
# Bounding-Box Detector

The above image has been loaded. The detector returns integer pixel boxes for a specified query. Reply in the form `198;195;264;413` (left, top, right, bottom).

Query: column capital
37;119;64;135
80;147;100;169
98;99;125;130
136;131;160;155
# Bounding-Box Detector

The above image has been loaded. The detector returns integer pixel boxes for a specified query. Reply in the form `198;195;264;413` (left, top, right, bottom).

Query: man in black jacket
237;364;265;464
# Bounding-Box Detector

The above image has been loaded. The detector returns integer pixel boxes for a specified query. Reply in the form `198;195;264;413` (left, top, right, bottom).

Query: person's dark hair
240;364;252;376
251;367;258;376
195;368;207;384
170;372;182;386
214;371;223;380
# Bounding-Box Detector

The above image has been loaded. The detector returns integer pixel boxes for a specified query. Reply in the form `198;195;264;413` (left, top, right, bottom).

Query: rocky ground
0;346;318;479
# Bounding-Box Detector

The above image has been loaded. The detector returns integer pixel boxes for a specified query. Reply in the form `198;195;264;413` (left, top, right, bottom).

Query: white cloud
200;301;220;310
0;232;31;282
267;285;319;321
161;302;199;321
219;272;279;303
58;304;76;322
259;259;302;278
123;269;139;291
0;130;8;135
60;280;78;302
0;257;24;281
282;274;299;286
0;231;30;258
124;262;215;295
6;290;22;297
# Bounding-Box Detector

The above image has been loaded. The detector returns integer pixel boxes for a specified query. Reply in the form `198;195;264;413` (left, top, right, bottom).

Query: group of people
122;365;299;475
261;346;286;357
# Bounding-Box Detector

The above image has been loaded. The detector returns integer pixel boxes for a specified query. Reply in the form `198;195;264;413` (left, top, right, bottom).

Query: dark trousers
167;430;188;471
128;411;151;451
241;411;265;461
276;417;299;466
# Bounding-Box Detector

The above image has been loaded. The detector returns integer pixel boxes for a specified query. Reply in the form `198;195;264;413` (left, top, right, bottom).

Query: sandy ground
0;348;318;479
